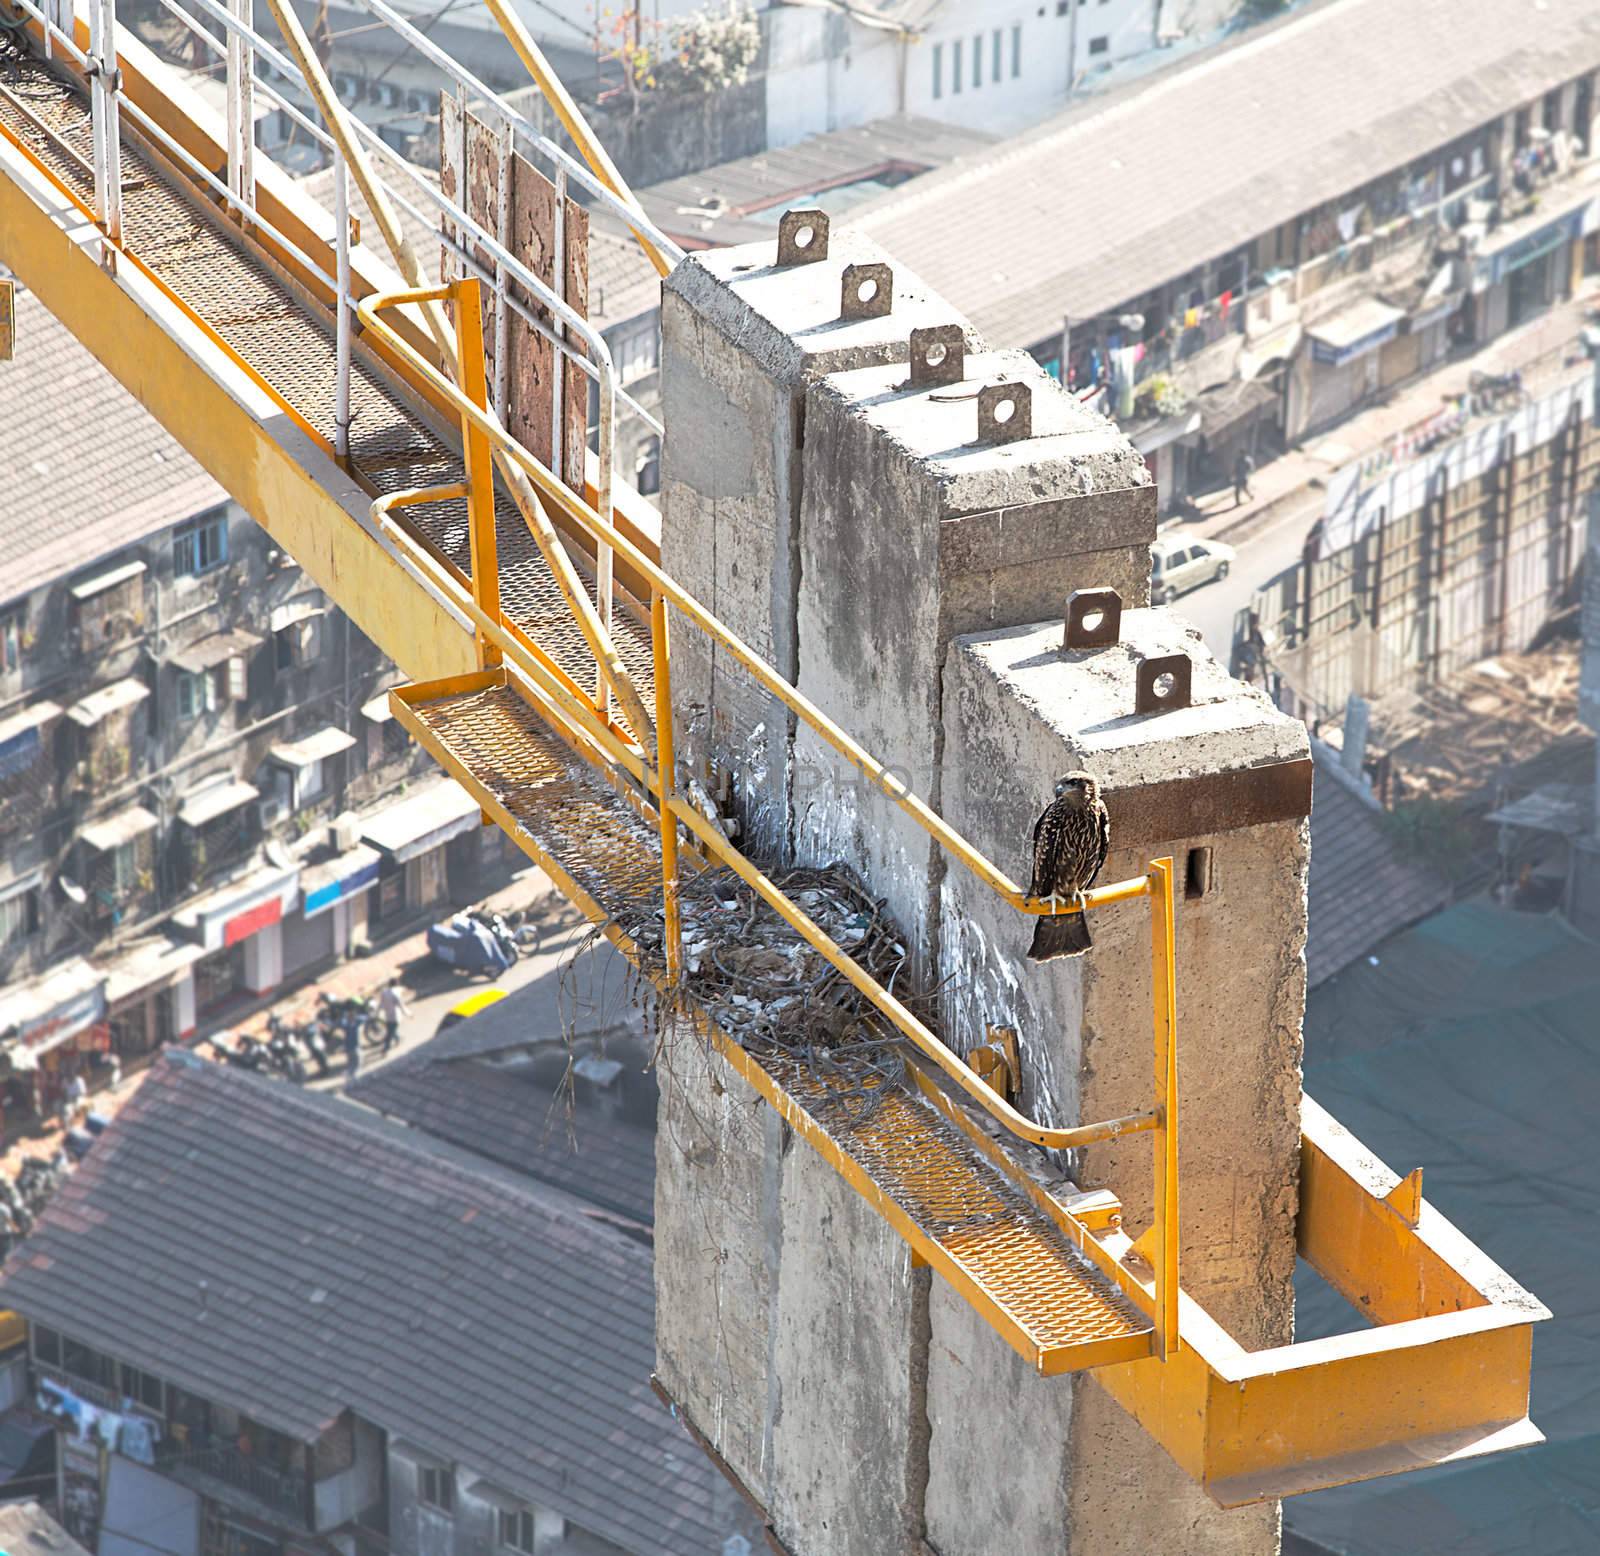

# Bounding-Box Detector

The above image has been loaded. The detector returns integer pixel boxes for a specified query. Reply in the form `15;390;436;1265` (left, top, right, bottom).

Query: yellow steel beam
0;142;474;686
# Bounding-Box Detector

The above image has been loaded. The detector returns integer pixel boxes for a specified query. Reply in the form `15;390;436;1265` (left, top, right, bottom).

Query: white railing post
333;147;352;461
226;0;255;212
86;0;123;256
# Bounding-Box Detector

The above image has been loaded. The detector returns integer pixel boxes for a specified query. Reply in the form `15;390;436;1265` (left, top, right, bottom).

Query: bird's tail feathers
1027;909;1092;961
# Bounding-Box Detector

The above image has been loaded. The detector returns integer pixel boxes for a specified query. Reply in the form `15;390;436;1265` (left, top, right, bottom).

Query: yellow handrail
358;286;1100;918
362;283;1181;1339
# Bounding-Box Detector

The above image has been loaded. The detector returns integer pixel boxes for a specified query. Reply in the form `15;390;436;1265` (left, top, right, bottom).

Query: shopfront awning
1194;378;1280;441
171;863;300;952
98;935;207;1008
69;559;146;601
270;726;357;768
1128;407;1202;455
169;627;263;674
0;701;62;781
1239;321;1303;382
360;778;481;864
1308;298;1405;366
360;692;395;724
0;957;106;1052
270;598;324;633
66;677;151;727
80;804;160;853
177;778;259;828
300;843;382;918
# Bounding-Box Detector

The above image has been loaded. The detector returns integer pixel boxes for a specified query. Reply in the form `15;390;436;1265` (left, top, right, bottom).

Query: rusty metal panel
1107;757;1314;848
438;98;588;494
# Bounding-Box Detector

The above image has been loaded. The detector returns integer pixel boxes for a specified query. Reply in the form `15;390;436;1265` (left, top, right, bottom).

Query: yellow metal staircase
0;0;1548;1509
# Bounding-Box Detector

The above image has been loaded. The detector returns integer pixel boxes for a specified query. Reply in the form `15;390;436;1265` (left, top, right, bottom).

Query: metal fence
1251;370;1599;719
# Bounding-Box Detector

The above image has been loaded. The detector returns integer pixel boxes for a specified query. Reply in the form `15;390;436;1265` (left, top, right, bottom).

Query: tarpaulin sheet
1286;900;1600;1556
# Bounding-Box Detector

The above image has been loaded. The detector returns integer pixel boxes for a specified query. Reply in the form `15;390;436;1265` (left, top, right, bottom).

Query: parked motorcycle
264;1015;310;1084
210;1031;271;1073
427;911;515;976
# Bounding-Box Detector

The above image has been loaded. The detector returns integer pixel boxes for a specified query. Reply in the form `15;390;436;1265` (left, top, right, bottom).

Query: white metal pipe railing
345;0;683;265
14;0;660;560
333;146;352;459
225;0;254;209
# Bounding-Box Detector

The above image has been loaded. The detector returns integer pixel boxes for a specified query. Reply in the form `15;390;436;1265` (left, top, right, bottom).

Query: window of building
177;668;220;721
951;38;962;92
172;514;229;577
1;608;22;675
1088;34;1109;54
991;29;1001;80
615;322;657;384
1056;0;1068;12
635;435;661;498
419;1465;454;1512
931;41;942;98
61;1335;117;1390
1011;24;1021;76
32;1325;61;1368
498;1510;535;1555
274;613;324;671
0;882;39;952
972;34;981;87
120;1362;165;1413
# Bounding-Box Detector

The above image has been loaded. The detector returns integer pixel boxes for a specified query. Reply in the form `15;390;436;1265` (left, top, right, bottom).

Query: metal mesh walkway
398;677;1153;1374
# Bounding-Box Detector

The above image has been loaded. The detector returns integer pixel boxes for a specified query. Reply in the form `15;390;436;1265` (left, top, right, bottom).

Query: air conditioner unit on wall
256;796;286;831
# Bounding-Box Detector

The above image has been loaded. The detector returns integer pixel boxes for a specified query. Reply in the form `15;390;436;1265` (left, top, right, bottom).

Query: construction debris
1355;636;1589;813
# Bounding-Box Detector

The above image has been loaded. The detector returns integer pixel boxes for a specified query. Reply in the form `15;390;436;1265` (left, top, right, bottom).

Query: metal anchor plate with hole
1063;588;1123;652
841;261;893;320
978;381;1032;444
1135;653;1193;715
777;208;829;266
909;324;966;388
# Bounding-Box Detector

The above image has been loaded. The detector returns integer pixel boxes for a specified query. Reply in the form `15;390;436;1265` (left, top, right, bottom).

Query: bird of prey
1026;771;1110;961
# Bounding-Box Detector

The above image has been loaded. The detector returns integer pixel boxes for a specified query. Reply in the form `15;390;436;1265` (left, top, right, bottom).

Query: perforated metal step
392;673;1155;1375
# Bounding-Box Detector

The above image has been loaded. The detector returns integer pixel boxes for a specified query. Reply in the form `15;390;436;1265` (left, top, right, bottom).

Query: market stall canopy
176;777;259;827
269;726;357;768
168;627;263;674
66;677;150;727
79;804;160;853
360;778;481;864
68;559;146;601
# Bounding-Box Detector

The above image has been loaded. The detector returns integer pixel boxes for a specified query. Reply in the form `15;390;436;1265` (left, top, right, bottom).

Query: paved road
315;909;637;1092
1160;495;1318;664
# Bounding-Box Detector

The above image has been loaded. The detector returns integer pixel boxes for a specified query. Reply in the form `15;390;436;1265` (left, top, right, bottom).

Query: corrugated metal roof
0;1056;729;1556
1307;754;1450;987
0;288;224;607
853;0;1600;348
638;113;997;251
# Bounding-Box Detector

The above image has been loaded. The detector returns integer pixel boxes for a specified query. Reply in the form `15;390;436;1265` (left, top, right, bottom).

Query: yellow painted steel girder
0;139;476;686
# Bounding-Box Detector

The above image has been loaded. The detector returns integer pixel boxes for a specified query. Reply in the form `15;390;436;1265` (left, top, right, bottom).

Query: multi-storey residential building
852;0;1600;508
0;284;501;1127
0;1052;744;1556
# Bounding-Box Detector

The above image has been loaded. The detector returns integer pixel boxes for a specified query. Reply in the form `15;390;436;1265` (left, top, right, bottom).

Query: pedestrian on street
1233;449;1255;507
343;1017;361;1082
377;976;410;1055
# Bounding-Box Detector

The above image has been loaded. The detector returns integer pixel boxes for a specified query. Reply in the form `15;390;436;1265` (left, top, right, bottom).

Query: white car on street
1151;535;1237;604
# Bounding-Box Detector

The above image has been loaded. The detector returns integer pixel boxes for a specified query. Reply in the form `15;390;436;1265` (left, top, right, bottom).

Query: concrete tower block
793;348;1154;971
931;608;1310;1556
658;232;976;856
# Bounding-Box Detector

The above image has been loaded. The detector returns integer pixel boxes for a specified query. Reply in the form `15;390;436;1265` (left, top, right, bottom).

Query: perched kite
1026;771;1110;961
